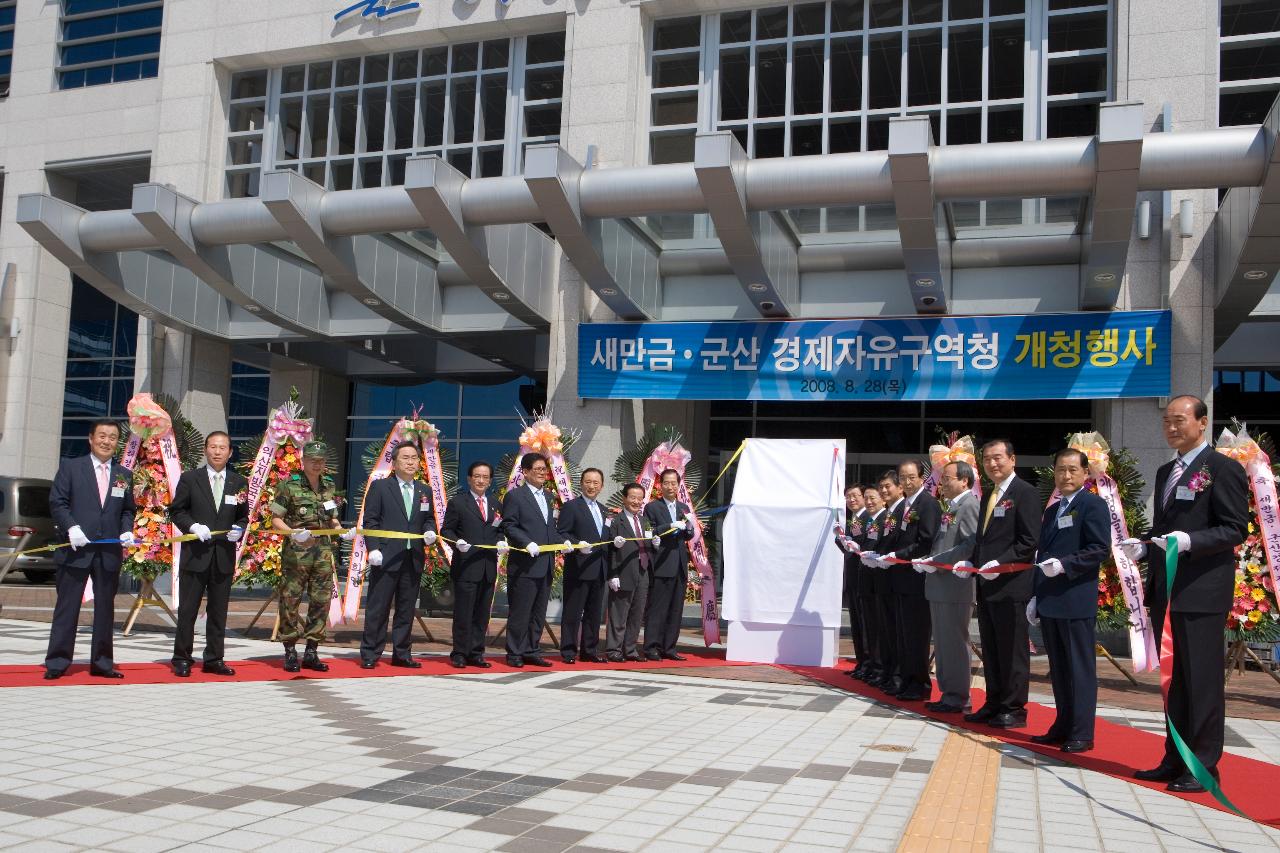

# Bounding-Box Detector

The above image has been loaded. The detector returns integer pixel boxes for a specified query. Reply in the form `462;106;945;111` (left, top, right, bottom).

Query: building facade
0;0;1278;500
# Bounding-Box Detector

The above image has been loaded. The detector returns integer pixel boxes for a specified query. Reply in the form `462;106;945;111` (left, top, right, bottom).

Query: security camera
920;296;937;306
760;300;776;311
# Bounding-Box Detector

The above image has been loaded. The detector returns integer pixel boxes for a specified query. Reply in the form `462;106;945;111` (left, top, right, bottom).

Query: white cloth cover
723;438;845;628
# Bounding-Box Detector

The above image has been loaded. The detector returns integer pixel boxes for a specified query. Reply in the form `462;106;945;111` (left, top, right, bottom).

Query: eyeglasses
529;466;549;473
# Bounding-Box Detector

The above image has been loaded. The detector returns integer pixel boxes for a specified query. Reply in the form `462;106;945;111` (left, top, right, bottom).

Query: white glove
612;535;626;549
1026;597;1039;626
651;534;661;547
952;560;974;579
672;518;688;532
368;550;383;567
1119;537;1147;562
496;540;510;555
526;542;541;557
291;528;313;544
68;526;89;550
862;551;881;568
978;560;1000;581
423;530;438;545
844;538;862;554
609;577;621;592
455;538;471;553
563;539;574;553
226;525;244;544
118;531;137;548
1150;531;1191;554
339;526;358;541
576;540;592;554
1038;558;1065;578
912;558;935;575
190;523;212;542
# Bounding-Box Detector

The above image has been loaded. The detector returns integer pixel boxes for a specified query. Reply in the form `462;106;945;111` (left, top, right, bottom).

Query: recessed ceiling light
915;277;935;287
362;297;382;306
489;356;505;364
244;304;262;313
1093;272;1116;283
491;291;511;301
1244;270;1270;280
747;283;768;292
600;287;618;296
388;359;401;365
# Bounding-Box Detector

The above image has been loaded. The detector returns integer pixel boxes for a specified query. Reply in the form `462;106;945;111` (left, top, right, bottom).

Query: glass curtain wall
1219;0;1280;126
58;0;163;90
60;276;138;457
225;32;565;198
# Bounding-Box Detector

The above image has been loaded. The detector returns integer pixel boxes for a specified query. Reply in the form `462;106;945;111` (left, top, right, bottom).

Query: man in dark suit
861;470;905;692
359;441;438;669
501;452;564;667
45;419;137;679
885;460;941;700
442;460;500;669
834;485;868;675
606;483;657;661
853;485;885;682
643;468;697;661
919;461;979;713
558;468;611;664
964;438;1040;729
1028;448;1111;753
169;431;249;677
1124;395;1248;792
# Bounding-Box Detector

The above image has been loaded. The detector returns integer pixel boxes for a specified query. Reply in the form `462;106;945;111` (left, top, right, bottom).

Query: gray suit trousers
929;599;973;708
606;581;648;657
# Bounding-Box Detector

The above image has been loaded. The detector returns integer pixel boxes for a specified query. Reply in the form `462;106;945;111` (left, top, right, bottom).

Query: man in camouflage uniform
270;441;344;672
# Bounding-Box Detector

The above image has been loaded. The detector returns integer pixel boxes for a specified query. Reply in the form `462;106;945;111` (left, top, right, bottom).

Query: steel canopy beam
695;132;798;318
1215;92;1280;346
888;116;949;314
1080;102;1144;309
404;155;551;328
524;144;656;320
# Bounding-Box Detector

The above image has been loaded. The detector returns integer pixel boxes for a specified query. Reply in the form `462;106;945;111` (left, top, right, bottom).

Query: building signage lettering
334;0;422;22
577;310;1171;402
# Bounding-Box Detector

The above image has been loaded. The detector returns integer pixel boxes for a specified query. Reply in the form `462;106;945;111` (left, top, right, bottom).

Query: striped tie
1161;458;1186;509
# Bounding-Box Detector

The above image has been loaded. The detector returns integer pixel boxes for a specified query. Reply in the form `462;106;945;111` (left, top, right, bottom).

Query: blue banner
578;311;1170;402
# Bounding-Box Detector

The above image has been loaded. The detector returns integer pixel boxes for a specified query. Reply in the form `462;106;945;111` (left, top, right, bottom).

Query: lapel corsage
997;499;1014;512
849;519;863;537
905;508;919;527
883;514;899;534
111;473;130;492
940;510;956;529
1187;465;1213;493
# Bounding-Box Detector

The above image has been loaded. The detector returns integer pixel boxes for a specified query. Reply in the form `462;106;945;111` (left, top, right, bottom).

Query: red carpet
0;649;747;688
784;664;1280;828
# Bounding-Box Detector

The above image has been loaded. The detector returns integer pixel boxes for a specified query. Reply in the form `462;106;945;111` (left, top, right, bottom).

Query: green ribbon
1163;537;1246;818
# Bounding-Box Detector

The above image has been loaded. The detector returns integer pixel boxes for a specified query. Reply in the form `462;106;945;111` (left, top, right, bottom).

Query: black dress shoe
173;662;192;678
644;652;661;661
89;669;124;679
468;658;493;668
360;660;378;670
448;657;466;669
1167;774;1209;793
964;706;997;724
1061;740;1094;754
1134;765;1182;783
606;652;625;663
988;712;1027;729
582;653;607;663
202;662;236;676
625;653;644;662
1030;732;1066;745
896;689;928;701
924;701;965;713
506;656;524;667
661;652;686;661
43;669;64;680
390;657;422;669
561;655;577;665
525;656;553;667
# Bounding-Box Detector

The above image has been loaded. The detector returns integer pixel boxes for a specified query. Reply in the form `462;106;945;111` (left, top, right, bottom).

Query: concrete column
267;364;350;484
1106;0;1219;497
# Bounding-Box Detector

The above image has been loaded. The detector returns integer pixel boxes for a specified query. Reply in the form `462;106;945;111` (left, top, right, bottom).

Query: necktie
212;472;224;506
589;501;602;536
633;514;649;569
534;488;547;521
981;486;1001;533
476;495;486;520
96;462;108;505
1162;458;1186;509
402;480;413;516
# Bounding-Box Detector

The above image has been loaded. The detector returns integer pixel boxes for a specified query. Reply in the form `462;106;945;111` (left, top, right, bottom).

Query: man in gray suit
916;460;979;714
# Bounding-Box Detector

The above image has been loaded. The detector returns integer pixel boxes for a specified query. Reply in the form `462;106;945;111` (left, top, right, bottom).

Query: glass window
61;276;139;455
58;0;162;90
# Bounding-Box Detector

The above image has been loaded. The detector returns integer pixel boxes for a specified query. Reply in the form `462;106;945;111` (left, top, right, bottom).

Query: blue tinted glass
65;360;114;378
61;435;89;458
62;40;115;65
228;417;267;440
229;376;269;416
139;57;157;78
459;418;523;440
0;31;12;51
118;7;162;30
0;7;15;26
397;381;459;416
63;380;112;418
112;59;142;81
65;0;154;15
460;377;532;416
59;69;86;88
64;16;116;40
110;379;133;416
114;303;137;356
350;384;400;417
84;64;112;85
348;418;393;439
0;55;12;76
112;359;136;379
113;32;158;58
66;277;115;359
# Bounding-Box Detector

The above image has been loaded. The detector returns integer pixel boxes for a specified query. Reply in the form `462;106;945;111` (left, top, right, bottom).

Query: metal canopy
18;101;1280;376
1215;94;1280;346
